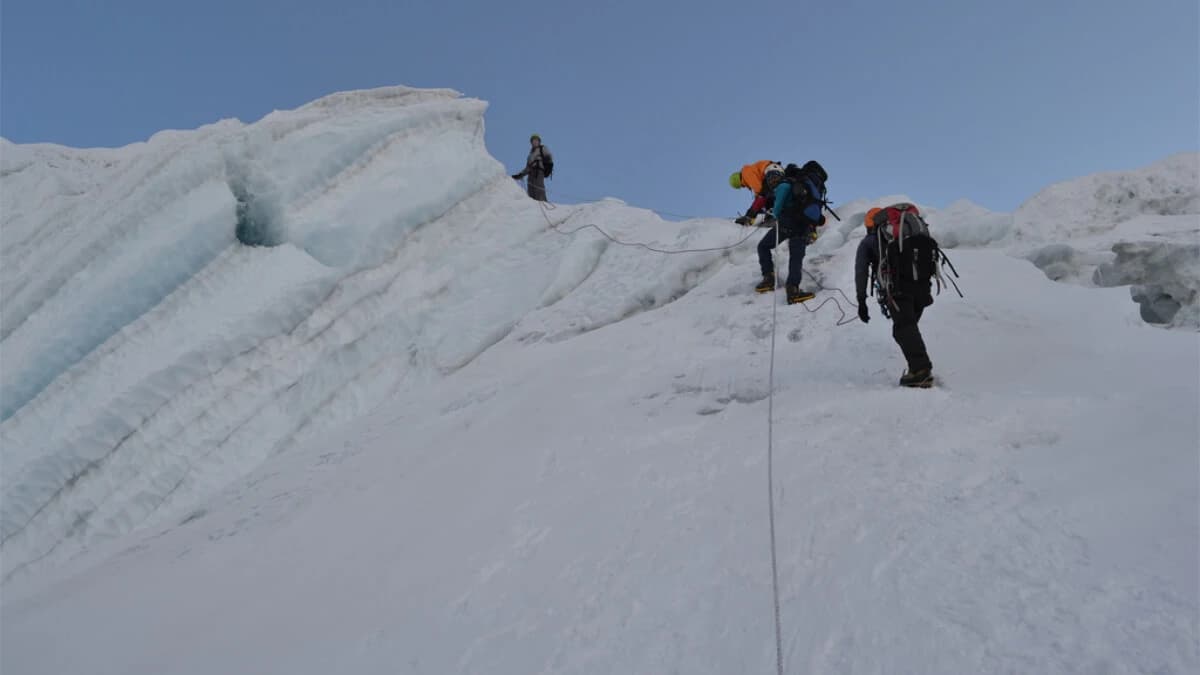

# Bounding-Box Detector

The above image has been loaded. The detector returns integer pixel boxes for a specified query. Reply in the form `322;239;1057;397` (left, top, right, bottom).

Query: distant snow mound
924;199;1013;248
1012;153;1199;243
1007;154;1200;328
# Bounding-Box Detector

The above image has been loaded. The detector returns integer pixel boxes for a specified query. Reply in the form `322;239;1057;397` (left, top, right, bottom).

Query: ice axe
822;202;841;222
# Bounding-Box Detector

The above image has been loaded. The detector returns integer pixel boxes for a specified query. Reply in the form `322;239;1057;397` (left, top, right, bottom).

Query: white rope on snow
534;196;868;674
767;219;786;675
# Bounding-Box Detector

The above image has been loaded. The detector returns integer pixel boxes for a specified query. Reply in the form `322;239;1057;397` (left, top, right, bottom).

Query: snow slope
1;86;595;581
1;87;1197;673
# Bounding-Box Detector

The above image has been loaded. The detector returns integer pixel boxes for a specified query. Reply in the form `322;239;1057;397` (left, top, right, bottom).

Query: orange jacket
741;160;775;195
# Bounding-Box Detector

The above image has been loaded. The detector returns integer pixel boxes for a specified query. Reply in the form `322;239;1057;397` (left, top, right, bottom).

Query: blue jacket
773;178;823;230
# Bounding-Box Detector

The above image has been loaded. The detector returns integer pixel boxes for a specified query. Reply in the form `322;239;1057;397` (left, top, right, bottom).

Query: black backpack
870;203;961;312
535;146;553;177
779;161;829;225
795;160;828;184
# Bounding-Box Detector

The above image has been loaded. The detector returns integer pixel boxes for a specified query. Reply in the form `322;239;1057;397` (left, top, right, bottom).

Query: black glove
512;173;522;180
735;216;752;226
857;302;870;323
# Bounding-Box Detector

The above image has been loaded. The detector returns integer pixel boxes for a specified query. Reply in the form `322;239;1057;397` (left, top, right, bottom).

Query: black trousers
890;294;932;372
757;227;808;287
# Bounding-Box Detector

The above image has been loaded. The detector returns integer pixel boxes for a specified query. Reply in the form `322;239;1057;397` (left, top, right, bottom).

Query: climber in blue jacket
754;162;828;304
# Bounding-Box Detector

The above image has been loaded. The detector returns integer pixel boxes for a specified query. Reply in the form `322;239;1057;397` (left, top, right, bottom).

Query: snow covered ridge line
0;85;756;584
0;86;518;581
0;86;492;422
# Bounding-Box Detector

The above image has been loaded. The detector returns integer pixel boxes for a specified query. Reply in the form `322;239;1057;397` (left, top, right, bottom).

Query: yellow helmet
729;171;743;189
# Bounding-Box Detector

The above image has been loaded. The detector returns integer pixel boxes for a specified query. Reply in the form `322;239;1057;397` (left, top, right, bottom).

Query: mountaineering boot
786;285;815;304
755;274;776;294
899;368;935;388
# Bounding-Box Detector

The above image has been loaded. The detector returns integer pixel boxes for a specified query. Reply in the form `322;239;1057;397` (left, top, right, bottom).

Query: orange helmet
864;207;882;230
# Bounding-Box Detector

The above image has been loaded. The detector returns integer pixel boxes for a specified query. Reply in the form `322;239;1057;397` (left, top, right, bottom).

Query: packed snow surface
1;87;1197;674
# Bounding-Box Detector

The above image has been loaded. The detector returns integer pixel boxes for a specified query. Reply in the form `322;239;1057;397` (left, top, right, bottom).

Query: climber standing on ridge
754;161;829;304
729;159;780;225
855;203;941;388
512;134;554;202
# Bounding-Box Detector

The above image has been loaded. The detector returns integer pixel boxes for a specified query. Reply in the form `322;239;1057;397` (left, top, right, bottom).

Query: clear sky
3;0;1197;217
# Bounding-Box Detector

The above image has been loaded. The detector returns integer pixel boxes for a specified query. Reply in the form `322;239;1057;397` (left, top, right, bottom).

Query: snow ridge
0;87;758;582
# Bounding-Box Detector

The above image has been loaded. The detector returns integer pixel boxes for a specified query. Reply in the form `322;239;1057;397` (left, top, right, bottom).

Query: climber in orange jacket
729;160;781;225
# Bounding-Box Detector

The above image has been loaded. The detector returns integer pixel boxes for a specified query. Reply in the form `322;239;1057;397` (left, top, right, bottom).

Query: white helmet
764;162;784;178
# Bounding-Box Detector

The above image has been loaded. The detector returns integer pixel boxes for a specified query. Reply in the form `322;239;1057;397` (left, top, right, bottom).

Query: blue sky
3;0;1197;217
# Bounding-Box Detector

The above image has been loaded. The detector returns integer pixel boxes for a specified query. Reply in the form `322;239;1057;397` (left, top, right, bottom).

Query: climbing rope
798;272;862;327
766;222;785;675
537;198;864;322
534;196;869;675
536;198;760;254
531;185;707;221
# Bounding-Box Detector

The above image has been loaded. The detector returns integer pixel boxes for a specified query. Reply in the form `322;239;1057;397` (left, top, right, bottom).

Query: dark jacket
855;233;879;302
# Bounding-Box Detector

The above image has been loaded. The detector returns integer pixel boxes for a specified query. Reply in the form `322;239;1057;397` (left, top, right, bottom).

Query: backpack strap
875;225;899;315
